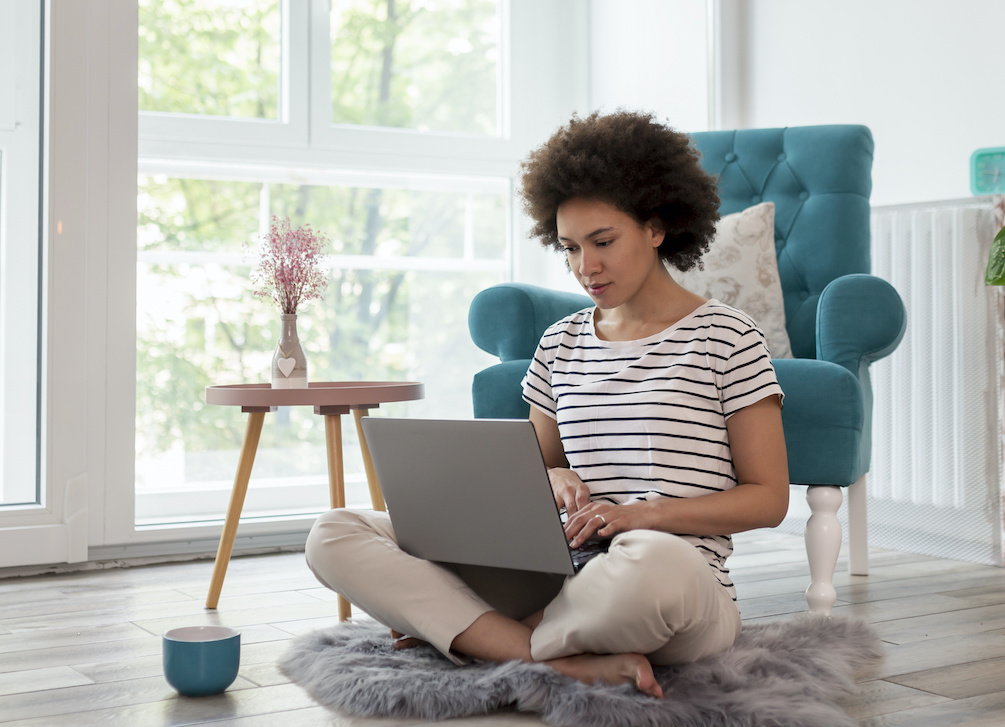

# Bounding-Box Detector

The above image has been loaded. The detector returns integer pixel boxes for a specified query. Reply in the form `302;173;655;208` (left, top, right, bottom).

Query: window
135;170;508;523
0;0;584;565
329;0;501;135
139;0;282;120
0;1;42;508
136;0;513;526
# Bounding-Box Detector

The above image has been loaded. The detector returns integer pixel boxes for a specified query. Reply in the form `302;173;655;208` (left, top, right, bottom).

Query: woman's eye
562;246;578;253
597;240;613;247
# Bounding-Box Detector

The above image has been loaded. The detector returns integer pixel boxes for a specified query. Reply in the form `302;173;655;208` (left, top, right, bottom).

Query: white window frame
94;0;588;558
0;0;591;568
0;0;140;568
0;0;43;511
306;0;517;164
137;0;309;148
131;161;514;527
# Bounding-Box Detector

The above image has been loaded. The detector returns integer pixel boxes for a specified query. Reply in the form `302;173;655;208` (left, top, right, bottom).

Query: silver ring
594;514;606;526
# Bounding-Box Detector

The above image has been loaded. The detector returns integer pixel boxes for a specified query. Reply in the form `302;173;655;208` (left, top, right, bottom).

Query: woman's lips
586;283;610;296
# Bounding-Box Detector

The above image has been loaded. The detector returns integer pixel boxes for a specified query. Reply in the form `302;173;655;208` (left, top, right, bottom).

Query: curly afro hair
519;110;720;272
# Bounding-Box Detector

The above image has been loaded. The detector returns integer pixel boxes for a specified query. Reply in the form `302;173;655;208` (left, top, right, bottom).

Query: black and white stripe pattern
522;300;784;599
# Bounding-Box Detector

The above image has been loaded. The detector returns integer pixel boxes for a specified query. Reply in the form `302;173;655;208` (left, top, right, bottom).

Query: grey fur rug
279;613;881;727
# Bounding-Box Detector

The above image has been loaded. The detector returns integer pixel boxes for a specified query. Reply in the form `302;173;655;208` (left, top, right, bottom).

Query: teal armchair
468;125;907;613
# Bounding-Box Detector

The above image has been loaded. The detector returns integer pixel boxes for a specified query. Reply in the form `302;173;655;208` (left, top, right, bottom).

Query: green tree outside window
136;0;507;516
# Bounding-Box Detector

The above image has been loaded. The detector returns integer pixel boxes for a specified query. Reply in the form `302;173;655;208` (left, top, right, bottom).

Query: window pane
0;1;42;507
330;0;501;135
136;174;506;525
138;0;281;119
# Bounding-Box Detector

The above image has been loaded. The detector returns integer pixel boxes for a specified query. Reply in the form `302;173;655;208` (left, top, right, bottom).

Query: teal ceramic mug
162;626;241;697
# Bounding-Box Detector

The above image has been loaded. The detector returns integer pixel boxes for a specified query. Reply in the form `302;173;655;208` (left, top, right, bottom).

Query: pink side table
204;381;424;619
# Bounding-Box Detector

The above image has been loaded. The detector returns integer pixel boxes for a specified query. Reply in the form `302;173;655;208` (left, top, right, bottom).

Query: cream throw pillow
676;202;793;359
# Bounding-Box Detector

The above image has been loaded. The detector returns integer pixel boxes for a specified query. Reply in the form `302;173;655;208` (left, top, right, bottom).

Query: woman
305;110;788;699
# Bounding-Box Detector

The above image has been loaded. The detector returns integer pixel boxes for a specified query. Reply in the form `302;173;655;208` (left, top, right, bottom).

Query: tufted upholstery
692;126;873;359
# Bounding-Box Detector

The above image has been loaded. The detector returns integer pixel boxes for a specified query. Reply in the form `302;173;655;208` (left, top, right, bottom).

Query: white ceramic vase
271;313;308;389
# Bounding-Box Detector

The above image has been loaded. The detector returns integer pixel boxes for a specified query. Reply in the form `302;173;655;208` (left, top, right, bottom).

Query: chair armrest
816;274;907;377
472;360;533;419
468;283;591;361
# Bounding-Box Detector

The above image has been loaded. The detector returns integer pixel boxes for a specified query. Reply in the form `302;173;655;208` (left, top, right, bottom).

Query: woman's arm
566;395;789;547
529;406;593;517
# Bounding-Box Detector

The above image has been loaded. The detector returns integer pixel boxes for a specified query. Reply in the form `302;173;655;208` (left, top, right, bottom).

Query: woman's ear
646;218;666;248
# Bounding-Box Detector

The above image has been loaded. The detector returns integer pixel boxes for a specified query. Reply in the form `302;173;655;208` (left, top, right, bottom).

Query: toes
633;663;663;699
392;636;426;650
643;679;664;699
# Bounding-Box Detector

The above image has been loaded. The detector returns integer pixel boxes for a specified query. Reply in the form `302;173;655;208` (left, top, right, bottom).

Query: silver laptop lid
360;417;575;575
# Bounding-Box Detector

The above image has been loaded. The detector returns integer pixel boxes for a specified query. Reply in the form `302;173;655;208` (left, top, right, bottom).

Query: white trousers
304;509;741;666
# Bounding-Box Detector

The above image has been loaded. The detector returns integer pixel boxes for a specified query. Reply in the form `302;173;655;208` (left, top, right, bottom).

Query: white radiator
868;198;1004;566
779;197;1005;566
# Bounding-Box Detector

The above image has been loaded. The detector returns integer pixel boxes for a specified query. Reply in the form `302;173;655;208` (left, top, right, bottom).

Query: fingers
561;481;591;517
571;501;653;546
564;487;592;517
568;522;597;548
566;506;614;548
548;468;592;517
556;488;576;515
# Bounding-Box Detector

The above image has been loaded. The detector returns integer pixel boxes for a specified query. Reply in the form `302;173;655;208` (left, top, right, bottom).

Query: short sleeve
720;326;784;418
521;339;558;419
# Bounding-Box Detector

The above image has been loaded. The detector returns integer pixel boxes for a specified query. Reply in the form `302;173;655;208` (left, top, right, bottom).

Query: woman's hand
564;501;654;548
548;467;592;517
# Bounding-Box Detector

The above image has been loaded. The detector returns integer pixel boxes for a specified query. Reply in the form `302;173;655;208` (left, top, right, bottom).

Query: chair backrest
690;125;874;359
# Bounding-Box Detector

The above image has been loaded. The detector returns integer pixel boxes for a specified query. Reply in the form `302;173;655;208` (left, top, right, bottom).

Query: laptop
359;417;608;579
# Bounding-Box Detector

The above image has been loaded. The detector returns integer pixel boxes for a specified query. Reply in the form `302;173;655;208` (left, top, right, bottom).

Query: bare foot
389;629;428;650
547;652;663;699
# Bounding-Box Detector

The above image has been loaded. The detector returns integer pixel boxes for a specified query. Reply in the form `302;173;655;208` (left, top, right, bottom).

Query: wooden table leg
323;414;352;621
324;414;346;510
206;411;266;609
353;408;386;512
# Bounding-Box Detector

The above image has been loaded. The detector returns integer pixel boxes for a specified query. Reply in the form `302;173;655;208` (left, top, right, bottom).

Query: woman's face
556;198;665;310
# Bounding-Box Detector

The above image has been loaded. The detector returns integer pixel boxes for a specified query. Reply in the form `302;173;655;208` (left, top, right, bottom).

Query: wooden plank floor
1;530;1004;726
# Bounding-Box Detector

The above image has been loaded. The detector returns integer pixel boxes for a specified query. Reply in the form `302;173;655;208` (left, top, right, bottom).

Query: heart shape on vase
277;357;297;377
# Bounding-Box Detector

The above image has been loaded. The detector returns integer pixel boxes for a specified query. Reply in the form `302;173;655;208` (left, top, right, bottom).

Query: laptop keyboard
570;540;610;572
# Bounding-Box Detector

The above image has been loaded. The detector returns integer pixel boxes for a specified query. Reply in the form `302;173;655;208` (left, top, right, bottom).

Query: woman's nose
578;247;601;276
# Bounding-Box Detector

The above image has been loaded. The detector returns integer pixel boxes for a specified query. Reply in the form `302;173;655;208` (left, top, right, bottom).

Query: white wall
534;0;713;293
588;0;710;134
584;0;1005;206
730;0;1005;206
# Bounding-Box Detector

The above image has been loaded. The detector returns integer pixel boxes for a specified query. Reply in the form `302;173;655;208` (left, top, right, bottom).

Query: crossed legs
304;509;740;697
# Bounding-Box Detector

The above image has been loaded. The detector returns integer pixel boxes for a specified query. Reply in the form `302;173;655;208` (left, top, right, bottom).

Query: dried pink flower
249;216;329;314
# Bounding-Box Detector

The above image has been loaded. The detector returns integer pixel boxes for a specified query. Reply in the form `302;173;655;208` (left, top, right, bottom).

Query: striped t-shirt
521;299;784;600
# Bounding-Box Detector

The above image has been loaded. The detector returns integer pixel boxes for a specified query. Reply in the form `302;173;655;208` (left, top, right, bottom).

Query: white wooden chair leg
805;485;843;614
847;474;868;576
